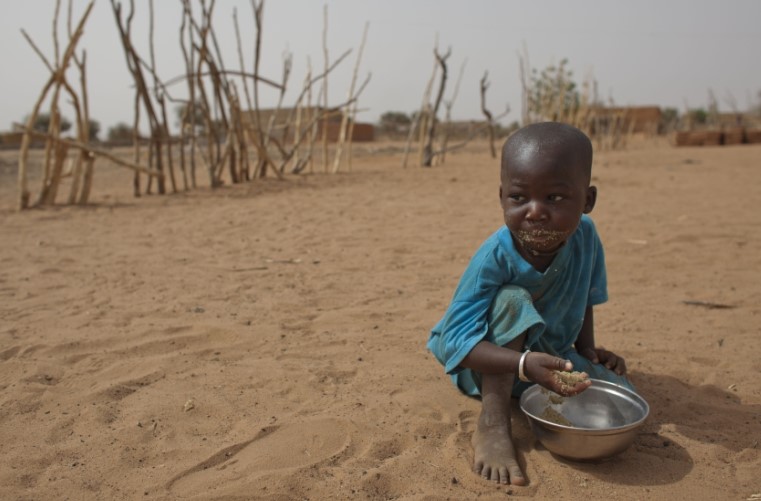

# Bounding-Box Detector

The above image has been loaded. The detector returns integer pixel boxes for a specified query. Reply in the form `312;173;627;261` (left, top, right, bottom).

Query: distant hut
240;107;374;143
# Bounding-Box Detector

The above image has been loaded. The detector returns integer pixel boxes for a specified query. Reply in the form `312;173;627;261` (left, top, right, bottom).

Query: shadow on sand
516;370;760;486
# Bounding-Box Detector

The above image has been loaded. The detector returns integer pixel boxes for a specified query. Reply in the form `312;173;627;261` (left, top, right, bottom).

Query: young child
427;122;634;485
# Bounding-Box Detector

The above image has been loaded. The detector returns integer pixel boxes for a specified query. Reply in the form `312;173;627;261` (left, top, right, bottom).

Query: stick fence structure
15;0;371;211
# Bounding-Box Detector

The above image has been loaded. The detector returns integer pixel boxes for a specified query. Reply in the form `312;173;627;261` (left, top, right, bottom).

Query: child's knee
486;286;544;348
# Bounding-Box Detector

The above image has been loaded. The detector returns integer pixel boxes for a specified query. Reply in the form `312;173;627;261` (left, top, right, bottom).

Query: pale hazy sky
2;0;759;134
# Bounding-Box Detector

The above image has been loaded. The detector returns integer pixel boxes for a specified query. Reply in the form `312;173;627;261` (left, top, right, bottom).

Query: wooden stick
76;64;94;203
37;0;67;206
44;140;69;205
402;55;438;168
53;0;62;68
306;57;316;174
111;0;166;194
275;48;352;167
150;0;178;193
277;77;369;167
422;47;451;167
68;51;87;204
321;4;330;173
440;57;467;165
249;0;268;178
20;29;54;73
17;0;94;209
430;105;510;157
232;6;253;181
291;68;310;172
233;7;254;114
480;70;497;159
332;21;368;174
179;0;196;188
15;125;164;178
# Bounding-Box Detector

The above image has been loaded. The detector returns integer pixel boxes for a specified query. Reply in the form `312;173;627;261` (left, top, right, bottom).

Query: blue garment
427;215;633;396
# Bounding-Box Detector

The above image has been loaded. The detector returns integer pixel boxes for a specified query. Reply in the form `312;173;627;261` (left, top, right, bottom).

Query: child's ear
584;186;597;213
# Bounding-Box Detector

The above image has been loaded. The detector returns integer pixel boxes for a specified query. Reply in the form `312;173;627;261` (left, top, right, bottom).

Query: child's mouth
514;229;568;254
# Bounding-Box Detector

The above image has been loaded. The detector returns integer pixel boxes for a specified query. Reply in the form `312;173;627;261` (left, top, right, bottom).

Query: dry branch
15;125;164;179
439;57;467;165
331;21;369;174
480;71;497;158
320;4;330;172
180;0;197;187
276;76;370;173
402;55;438;168
422;47;451;167
17;0;94;210
430;104;510;157
110;0;166;194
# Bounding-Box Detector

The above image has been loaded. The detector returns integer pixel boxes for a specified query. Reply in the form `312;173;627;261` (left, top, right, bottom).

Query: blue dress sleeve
427;234;511;374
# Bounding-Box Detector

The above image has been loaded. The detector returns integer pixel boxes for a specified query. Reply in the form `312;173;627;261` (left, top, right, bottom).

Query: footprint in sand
168;418;351;496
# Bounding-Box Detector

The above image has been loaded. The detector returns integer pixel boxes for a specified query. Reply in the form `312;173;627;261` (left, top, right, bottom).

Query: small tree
528;59;579;123
752;89;761;117
379;111;411;134
659;107;679;133
88;119;101;141
688;108;708;125
27;112;72;133
107;122;134;142
175;101;207;134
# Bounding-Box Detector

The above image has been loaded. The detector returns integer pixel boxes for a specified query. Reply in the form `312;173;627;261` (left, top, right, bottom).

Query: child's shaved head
501;122;593;185
498;122;598;260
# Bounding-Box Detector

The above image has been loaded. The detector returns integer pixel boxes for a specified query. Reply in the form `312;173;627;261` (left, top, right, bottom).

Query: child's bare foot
473;369;527;485
471;413;526;485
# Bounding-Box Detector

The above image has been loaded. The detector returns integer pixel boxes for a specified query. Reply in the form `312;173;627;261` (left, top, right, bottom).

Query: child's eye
548;194;565;202
508;194;524;202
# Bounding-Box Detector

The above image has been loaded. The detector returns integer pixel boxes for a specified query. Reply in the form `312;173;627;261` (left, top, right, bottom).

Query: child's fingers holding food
524;353;589;396
551;368;591;396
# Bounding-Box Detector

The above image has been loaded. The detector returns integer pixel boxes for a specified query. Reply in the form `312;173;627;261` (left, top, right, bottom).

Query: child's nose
525;201;548;221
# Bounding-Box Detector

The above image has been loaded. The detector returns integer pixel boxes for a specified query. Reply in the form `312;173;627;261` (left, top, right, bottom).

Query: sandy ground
1;139;760;500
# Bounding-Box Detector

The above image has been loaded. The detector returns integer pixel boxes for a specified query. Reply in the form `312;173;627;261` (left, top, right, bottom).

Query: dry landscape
1;138;760;500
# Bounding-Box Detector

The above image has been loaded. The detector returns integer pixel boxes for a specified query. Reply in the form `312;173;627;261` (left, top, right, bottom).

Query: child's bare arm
575;306;627;375
460;340;590;396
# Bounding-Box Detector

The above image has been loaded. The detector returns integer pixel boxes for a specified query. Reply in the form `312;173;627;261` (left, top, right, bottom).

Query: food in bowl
519;379;649;461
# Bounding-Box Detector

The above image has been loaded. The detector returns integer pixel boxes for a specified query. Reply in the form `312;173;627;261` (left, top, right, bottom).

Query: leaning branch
161;69;283;91
15;124;164;178
429;105;510;157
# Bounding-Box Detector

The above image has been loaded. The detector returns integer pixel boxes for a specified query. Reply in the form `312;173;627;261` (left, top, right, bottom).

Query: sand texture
1;139;760;500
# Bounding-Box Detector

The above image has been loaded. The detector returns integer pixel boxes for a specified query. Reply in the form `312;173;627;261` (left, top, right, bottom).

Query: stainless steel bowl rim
519;379;649;433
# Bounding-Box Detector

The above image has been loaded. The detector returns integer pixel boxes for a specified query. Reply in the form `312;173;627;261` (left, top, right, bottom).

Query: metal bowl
519;379;649;461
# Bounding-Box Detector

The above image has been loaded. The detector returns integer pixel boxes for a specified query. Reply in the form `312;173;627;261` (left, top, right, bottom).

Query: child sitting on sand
427;122;634;485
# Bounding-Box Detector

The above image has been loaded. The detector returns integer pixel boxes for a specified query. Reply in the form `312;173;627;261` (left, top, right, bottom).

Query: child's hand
579;346;627;375
524;352;591;397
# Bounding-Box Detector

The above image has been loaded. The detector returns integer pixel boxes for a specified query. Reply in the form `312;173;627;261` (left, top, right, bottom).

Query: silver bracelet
518;350;531;382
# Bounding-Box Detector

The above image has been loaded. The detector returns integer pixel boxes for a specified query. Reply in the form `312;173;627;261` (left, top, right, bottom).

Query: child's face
500;149;596;260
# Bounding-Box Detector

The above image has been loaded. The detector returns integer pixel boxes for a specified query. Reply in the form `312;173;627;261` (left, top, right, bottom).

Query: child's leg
451;286;542;483
472;335;527;485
